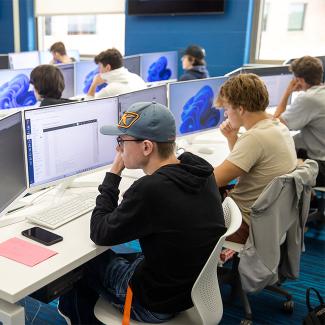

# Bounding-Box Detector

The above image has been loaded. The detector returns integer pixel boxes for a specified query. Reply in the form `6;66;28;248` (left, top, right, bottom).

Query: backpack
303;288;325;325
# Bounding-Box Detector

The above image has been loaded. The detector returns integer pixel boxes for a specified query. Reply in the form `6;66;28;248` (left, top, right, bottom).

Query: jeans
58;250;175;324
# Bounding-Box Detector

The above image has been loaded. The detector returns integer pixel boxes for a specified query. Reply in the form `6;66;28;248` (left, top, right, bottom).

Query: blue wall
19;0;36;51
0;0;36;53
125;0;254;77
0;0;14;53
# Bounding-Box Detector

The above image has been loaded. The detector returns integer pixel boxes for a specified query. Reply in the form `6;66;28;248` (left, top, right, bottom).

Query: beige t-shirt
227;118;297;224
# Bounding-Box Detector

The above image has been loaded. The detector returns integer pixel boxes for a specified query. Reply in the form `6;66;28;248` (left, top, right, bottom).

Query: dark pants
58;250;175;324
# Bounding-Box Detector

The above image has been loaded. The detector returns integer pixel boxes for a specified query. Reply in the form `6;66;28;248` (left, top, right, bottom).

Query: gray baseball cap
100;101;176;142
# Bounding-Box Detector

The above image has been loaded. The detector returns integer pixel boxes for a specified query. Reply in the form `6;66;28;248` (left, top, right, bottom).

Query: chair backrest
191;197;242;325
238;160;319;292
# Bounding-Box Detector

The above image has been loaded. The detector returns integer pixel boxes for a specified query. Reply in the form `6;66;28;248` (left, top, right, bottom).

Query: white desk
0;175;136;325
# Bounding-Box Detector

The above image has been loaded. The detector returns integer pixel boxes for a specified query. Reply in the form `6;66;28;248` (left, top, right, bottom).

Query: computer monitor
140;51;178;82
168;77;227;137
241;65;291;76
0;69;38;110
74;60;106;96
118;85;167;119
259;74;293;107
24;97;119;189
0;54;9;69
39;49;80;64
226;66;293;107
123;55;141;76
8;51;40;69
0;112;27;217
58;63;75;98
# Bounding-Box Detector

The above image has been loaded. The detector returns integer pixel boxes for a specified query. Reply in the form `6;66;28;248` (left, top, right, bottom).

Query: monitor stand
0;176;102;228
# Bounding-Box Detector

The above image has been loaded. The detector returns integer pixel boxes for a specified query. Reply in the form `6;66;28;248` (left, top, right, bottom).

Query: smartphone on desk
22;227;63;246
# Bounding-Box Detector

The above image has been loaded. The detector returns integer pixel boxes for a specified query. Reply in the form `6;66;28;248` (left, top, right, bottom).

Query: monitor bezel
22;96;119;192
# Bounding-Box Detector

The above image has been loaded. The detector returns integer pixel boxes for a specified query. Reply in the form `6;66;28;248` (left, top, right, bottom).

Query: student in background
49;42;75;64
214;74;297;244
274;56;325;186
179;44;210;81
86;48;146;99
58;102;226;324
30;65;75;107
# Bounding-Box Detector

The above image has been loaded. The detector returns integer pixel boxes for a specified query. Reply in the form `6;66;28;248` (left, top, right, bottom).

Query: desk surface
0;177;137;304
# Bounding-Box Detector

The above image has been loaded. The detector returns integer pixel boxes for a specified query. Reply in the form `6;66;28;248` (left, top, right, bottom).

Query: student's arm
90;150;151;246
214;133;263;187
274;78;300;118
87;74;106;97
219;119;239;151
214;160;245;187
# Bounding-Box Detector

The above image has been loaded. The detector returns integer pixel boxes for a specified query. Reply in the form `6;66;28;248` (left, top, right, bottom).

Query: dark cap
100;102;176;142
183;45;206;60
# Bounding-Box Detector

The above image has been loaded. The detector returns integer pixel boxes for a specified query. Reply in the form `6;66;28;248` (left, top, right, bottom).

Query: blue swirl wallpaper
0;74;36;109
147;56;172;82
140;52;178;82
82;67;107;94
179;85;221;134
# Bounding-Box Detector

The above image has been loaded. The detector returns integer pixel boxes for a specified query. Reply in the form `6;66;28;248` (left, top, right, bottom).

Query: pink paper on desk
0;237;57;267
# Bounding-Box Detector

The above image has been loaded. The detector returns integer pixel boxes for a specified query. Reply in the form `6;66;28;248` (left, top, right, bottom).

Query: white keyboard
27;193;98;229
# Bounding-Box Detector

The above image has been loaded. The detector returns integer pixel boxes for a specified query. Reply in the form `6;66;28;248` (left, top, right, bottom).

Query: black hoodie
90;152;225;313
179;65;210;81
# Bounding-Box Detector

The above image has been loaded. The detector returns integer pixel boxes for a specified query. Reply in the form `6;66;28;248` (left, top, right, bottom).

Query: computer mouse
197;146;214;155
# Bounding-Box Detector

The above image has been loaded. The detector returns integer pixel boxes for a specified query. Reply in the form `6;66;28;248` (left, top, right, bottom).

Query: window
45;17;52;36
68;16;96;35
37;14;125;56
252;0;325;62
288;3;307;31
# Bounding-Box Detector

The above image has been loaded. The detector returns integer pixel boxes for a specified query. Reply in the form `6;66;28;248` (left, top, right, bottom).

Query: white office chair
94;197;242;325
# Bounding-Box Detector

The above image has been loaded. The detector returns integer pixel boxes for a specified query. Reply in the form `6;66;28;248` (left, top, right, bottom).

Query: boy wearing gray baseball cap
59;102;225;324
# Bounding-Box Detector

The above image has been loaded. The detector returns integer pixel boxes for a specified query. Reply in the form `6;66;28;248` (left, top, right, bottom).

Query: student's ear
142;140;154;157
238;106;245;116
104;64;111;72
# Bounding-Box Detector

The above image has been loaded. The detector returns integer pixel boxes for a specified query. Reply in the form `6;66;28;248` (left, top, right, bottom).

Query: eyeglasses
116;136;144;147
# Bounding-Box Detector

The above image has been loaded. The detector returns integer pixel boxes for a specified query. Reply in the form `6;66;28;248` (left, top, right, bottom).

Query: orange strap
122;286;133;325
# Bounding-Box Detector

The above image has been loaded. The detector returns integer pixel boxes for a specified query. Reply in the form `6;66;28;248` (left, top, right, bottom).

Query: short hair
156;142;176;159
94;48;123;70
49;42;67;56
30;65;65;99
216;73;269;112
290;56;323;86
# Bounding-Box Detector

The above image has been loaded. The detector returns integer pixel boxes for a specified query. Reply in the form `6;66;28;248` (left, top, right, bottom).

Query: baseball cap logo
118;112;140;129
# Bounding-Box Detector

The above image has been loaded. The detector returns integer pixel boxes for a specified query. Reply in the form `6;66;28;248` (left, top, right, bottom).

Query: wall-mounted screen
128;0;225;15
